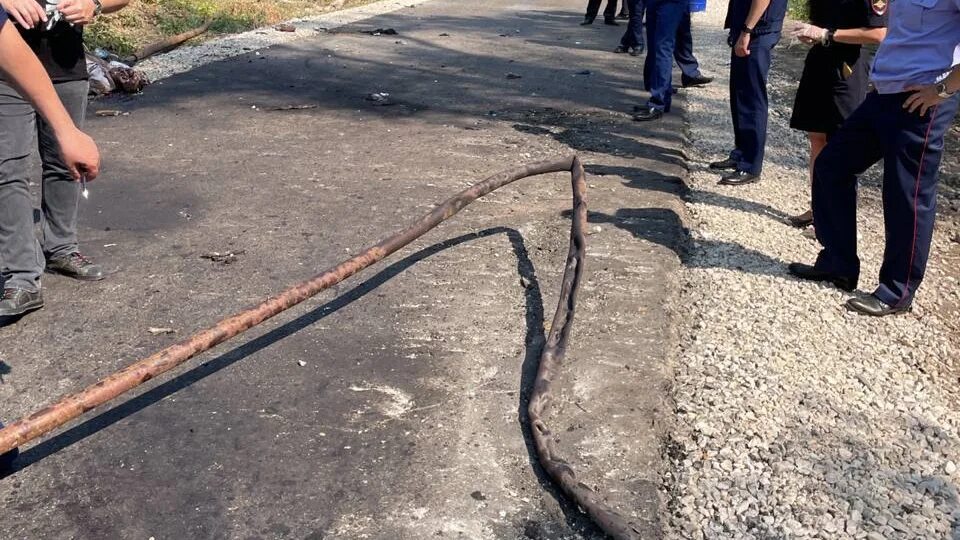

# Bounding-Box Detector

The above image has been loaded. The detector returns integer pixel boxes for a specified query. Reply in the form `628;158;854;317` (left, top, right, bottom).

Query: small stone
470;490;486;501
946;460;957;474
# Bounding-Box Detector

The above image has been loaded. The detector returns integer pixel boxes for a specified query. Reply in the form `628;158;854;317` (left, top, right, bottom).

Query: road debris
147;327;176;335
364;92;393;105
275;23;297;33
505;73;522;79
200;250;245;264
270;104;319;111
94;110;126;117
361;27;397;35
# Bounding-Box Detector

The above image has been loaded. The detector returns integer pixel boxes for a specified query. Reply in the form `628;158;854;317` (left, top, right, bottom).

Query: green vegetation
86;0;368;56
788;0;809;20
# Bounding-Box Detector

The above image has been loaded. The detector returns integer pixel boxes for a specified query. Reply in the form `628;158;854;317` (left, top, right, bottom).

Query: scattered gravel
666;2;960;539
137;0;434;82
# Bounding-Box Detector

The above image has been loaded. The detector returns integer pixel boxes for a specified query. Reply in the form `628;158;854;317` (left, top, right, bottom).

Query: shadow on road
4;224;603;535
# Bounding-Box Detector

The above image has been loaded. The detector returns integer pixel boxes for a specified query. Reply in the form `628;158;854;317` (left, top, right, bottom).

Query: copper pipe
0;156;644;539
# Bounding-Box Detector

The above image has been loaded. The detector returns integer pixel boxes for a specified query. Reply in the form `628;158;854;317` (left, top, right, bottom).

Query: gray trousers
0;80;88;293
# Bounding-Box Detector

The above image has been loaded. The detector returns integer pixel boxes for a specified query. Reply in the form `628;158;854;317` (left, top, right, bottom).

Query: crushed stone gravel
665;2;960;539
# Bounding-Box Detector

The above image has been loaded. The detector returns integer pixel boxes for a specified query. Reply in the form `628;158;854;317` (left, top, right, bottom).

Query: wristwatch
93;0;103;17
937;82;957;99
823;29;836;47
741;25;754;36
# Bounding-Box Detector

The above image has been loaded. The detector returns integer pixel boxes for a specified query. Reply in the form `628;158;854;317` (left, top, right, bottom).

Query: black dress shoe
0;288;44;317
632;106;663;121
580;16;595;25
46;252;104;281
846;295;911;317
604;17;619;25
787;263;857;292
614;45;628;53
616;11;629;19
630;46;643;56
681;75;714;87
709;157;738;170
718;169;760;186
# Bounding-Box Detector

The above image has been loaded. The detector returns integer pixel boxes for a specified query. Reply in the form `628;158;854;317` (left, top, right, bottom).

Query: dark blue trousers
675;6;701;80
728;31;780;175
620;0;646;49
642;0;686;112
812;91;960;306
642;4;703;92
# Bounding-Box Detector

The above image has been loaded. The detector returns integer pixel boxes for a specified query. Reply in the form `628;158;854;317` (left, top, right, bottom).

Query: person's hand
58;0;97;26
0;0;48;29
903;84;947;117
56;128;101;181
791;22;827;45
735;32;751;57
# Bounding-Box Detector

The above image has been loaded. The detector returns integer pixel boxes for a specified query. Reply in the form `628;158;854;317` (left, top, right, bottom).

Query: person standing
614;0;645;55
0;0;130;318
582;0;621;25
632;0;713;121
786;0;887;231
709;0;788;185
0;6;99;464
788;0;960;316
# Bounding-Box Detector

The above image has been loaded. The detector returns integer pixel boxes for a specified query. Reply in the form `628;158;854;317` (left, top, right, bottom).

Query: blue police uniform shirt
871;0;960;93
724;0;789;34
0;9;7;26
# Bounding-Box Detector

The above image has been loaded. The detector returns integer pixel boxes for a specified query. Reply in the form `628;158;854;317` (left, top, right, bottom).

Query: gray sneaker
46;252;104;281
0;288;44;317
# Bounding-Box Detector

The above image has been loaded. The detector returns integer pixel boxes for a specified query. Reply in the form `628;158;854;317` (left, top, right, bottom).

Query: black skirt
790;45;871;134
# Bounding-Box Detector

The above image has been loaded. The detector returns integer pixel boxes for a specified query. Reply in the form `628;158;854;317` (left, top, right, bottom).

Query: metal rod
0;156;643;539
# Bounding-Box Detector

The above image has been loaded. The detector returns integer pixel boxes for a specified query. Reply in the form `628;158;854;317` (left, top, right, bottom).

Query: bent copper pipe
0;156;643;539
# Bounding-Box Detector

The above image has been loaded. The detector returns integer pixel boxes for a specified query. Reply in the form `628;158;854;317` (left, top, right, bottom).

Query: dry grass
86;0;369;56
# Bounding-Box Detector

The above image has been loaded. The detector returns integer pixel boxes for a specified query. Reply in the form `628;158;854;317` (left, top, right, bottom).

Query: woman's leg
790;131;828;227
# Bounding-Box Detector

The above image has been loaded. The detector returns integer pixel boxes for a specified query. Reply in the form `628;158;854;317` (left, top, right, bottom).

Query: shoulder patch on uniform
871;0;887;16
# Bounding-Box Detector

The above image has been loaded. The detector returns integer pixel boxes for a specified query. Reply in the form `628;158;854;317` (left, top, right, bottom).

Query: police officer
0;0;129;318
709;0;789;185
582;0;621;25
786;0;887;230
630;0;686;120
789;0;960;316
618;0;712;91
615;0;645;55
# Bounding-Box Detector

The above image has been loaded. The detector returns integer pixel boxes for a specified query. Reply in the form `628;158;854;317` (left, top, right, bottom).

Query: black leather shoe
0;288;44;317
632;106;663;121
580;16;595;25
616;11;629;19
709;157;738;170
613;45;629;53
718;170;760;186
846;295;911;317
604;17;619;25
788;263;857;292
629;46;643;56
681;75;714;87
46;252;104;281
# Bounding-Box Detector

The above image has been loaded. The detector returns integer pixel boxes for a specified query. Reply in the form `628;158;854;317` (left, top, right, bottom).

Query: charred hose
0;156;644;539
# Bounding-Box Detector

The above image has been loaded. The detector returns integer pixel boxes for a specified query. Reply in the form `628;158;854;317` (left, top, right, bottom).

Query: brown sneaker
0;288;44;317
46;252;104;281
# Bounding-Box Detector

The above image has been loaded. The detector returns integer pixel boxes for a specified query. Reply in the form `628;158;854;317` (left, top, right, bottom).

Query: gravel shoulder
665;3;960;539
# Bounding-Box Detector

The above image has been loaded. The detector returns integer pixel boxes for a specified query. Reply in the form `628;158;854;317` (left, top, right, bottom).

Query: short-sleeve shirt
10;1;87;82
810;0;888;30
725;0;790;35
871;0;960;93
